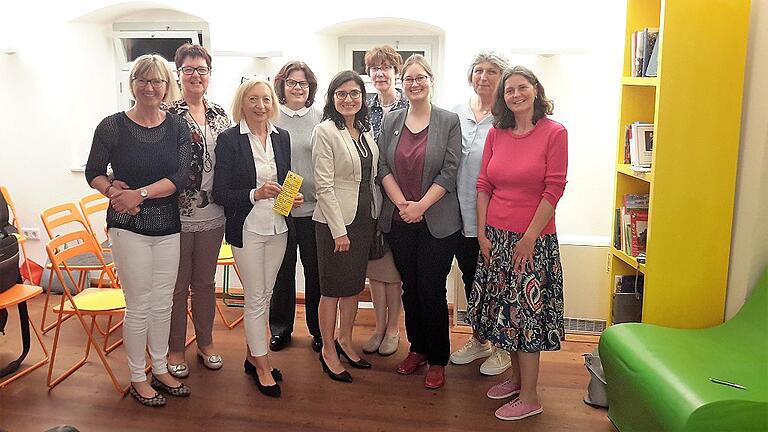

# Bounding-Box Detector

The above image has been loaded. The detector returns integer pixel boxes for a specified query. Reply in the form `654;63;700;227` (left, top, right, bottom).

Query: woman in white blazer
312;70;380;383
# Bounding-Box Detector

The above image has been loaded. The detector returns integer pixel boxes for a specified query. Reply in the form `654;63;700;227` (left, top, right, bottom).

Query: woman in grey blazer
378;55;462;389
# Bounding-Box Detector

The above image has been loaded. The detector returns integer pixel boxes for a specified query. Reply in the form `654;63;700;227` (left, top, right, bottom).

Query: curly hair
492;66;554;130
321;70;370;132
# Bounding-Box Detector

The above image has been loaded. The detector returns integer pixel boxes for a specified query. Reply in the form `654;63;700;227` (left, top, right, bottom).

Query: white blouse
240;119;288;236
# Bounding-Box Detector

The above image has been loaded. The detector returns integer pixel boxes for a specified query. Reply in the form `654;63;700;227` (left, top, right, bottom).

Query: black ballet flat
253;373;281;398
129;384;166;407
335;340;372;369
150;375;191;397
319;353;353;383
243;358;283;381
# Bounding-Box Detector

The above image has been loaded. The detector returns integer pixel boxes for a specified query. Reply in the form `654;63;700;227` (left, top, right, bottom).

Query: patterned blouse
367;89;409;143
165;99;231;229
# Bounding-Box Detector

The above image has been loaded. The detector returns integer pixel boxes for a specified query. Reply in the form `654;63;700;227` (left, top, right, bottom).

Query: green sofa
599;270;768;432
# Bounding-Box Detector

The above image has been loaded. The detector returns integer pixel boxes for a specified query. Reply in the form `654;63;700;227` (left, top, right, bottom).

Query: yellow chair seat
53;288;125;314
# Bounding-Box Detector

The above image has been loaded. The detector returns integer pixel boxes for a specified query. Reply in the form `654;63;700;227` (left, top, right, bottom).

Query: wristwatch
139;188;149;200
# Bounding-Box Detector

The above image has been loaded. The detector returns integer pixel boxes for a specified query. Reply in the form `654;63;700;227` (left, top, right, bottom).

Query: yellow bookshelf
608;0;750;329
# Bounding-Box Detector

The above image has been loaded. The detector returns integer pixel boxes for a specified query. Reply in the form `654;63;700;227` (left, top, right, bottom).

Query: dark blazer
377;105;462;239
213;124;292;248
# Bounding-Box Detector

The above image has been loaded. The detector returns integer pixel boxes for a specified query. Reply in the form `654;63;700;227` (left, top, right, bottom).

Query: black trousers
386;221;459;365
454;235;480;302
270;216;321;338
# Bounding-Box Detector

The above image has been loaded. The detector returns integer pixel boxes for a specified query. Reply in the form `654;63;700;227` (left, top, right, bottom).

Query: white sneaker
480;348;512;376
450;338;493;365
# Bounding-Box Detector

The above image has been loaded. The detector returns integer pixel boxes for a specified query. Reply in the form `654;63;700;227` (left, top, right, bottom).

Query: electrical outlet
21;227;40;240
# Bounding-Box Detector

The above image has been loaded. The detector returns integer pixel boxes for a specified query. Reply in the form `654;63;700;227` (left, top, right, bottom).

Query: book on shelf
645;31;660;77
628;122;654;170
630;209;649;257
623;193;649;209
616;194;649;257
630;28;659;77
642;28;659;77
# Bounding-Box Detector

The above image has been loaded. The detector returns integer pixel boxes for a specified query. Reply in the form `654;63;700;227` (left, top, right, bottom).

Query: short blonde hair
231;77;281;124
128;54;180;103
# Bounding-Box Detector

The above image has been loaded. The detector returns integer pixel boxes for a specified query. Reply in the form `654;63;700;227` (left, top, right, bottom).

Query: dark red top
393;125;428;221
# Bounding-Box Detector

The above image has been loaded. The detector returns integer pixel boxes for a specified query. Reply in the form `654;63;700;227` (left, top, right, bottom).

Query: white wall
726;0;768;319
1;0;763;320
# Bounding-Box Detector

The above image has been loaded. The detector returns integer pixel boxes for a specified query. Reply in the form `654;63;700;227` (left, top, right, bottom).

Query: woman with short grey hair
449;51;512;376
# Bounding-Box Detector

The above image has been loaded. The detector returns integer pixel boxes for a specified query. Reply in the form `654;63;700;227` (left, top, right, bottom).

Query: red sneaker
424;365;445;389
396;352;427;375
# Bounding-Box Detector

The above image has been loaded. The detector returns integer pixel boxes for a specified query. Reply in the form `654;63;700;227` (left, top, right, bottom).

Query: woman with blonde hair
213;77;303;398
86;53;191;407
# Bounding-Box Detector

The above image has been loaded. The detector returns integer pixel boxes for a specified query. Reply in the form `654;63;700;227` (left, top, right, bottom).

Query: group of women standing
85;42;568;423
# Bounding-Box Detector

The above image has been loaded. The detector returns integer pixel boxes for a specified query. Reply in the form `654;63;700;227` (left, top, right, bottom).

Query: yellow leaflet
273;171;304;217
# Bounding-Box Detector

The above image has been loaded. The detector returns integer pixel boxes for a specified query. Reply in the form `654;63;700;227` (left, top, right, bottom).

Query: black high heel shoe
243;358;283;381
319;353;353;383
252;373;281;398
335;340;372;369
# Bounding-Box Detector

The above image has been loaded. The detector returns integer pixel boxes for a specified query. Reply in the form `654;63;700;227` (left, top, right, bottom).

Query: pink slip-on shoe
494;399;543;421
486;379;521;399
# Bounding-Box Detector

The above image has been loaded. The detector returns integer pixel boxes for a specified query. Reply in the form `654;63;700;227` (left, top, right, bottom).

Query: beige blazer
311;119;380;239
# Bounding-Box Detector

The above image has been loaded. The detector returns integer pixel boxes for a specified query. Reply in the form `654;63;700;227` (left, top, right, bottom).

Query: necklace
352;135;370;159
188;111;213;173
380;92;400;109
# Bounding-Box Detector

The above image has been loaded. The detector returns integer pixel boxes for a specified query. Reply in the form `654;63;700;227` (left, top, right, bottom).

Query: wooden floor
0;296;612;432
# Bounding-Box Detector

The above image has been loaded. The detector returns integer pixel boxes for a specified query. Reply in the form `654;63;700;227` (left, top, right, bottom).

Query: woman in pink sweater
468;66;567;422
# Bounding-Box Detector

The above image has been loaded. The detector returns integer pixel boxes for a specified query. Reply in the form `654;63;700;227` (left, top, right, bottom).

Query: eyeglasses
402;75;429;86
285;79;310;89
247;96;271;105
369;65;393;73
179;66;211;75
133;78;168;89
334;90;362;100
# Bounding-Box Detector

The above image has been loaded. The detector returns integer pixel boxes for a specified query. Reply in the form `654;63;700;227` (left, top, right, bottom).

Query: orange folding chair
45;230;127;394
0;284;49;389
39;202;115;333
78;192;111;251
0;186;33;282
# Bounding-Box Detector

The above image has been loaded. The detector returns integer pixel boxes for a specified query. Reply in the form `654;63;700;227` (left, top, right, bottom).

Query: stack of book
623;121;654;171
614;193;649;258
630;27;660;77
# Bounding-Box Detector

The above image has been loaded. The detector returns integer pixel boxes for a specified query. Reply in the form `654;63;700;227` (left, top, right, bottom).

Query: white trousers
232;230;287;357
109;228;180;382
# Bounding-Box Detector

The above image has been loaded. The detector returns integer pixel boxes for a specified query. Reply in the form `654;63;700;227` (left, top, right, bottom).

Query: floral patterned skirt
467;226;564;352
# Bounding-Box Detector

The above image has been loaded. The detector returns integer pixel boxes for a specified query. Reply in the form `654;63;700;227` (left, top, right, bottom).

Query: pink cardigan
476;117;568;235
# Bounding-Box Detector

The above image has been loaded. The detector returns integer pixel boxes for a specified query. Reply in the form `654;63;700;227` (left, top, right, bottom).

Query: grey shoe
377;333;400;356
197;350;223;370
362;334;384;354
167;362;189;378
